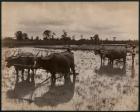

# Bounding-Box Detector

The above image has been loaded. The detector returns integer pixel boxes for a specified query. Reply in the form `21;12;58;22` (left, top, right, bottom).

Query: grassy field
2;47;139;111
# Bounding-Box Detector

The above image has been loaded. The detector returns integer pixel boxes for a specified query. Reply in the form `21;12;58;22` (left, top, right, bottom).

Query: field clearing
2;47;139;111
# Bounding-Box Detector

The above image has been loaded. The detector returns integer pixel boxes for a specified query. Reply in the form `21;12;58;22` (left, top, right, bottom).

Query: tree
61;30;67;39
52;32;56;39
31;36;33;40
113;37;116;41
90;36;95;45
93;34;100;45
72;35;75;40
105;38;109;41
22;33;29;40
15;31;23;40
90;37;93;40
43;30;52;40
61;30;71;44
35;36;39;40
80;35;83;39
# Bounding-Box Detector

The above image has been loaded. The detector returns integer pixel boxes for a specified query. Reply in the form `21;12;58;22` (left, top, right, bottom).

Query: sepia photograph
1;1;139;111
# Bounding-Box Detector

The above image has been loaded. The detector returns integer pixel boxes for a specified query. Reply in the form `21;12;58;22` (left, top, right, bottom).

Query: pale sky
2;2;138;40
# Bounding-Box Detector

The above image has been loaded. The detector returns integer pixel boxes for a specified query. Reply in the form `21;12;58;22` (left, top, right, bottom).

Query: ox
94;46;127;67
34;50;75;86
104;50;127;66
6;52;37;82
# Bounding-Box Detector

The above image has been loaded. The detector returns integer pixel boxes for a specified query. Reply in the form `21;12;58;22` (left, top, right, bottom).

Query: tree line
3;30;138;46
12;30;102;45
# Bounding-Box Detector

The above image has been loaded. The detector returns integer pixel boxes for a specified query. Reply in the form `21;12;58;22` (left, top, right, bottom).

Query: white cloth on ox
15;52;34;57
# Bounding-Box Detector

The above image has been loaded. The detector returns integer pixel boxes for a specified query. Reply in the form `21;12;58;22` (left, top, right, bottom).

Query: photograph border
0;0;139;111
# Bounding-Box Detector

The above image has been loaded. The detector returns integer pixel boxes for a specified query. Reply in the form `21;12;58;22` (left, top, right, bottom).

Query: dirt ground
2;47;139;111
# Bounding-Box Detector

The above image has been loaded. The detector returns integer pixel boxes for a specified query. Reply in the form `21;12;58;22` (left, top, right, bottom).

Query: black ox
94;49;127;67
34;50;76;86
6;52;36;82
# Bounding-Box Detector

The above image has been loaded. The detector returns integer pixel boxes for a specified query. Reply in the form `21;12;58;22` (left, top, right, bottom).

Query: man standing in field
131;44;136;78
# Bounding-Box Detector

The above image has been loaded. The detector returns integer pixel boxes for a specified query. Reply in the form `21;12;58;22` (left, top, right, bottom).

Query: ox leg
108;59;110;64
72;67;76;83
31;69;35;83
100;55;103;66
123;57;126;67
64;75;67;84
103;57;105;65
21;69;24;81
51;73;56;87
111;60;113;67
53;74;56;86
71;65;76;83
15;68;19;82
71;65;75;75
73;74;76;85
51;76;53;86
26;69;30;82
64;73;70;85
109;59;111;65
107;58;110;65
123;57;126;71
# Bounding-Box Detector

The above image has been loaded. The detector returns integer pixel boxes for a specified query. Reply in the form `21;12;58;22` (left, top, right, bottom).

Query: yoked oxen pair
6;52;39;82
94;46;127;67
34;50;76;86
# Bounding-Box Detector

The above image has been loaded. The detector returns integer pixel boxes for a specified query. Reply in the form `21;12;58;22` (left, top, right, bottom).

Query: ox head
5;50;17;68
5;56;17;68
33;51;43;68
34;57;43;68
94;49;101;55
5;57;11;68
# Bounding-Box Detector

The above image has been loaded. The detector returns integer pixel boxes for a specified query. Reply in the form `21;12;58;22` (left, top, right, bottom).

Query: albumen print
2;2;139;111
